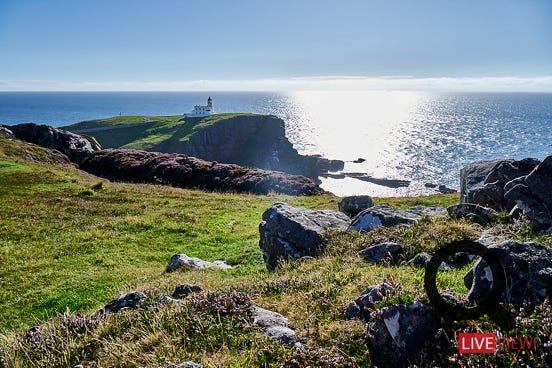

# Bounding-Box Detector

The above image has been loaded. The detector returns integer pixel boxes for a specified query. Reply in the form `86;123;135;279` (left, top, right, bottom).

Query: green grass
1;135;550;367
61;113;264;150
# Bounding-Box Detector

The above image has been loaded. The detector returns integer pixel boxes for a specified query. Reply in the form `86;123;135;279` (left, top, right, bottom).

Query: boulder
259;203;349;271
505;182;552;229
172;284;203;299
6;123;101;164
447;203;498;225
338;195;374;217
466;241;552;307
251;306;302;348
358;242;404;264
524;155;552;209
348;205;447;232
346;282;395;320
166;254;232;273
102;291;147;313
459;158;540;211
366;302;440;368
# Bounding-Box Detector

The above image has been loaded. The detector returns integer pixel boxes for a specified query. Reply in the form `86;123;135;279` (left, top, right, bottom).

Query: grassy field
1;135;550;367
62;113;263;150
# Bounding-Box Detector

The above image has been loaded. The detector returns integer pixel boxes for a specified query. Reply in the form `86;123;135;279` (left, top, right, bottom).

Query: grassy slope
62;113;262;150
2;136;549;367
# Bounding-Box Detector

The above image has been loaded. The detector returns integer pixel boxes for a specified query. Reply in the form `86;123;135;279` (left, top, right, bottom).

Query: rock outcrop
251;306;302;348
447;203;498;225
101;291;147;313
348;205;447;232
5;123;101;164
358;242;404;264
346;282;395;320
466;241;552;307
366;302;440;368
69;114;343;180
459;155;552;229
166;254;232;273
80;149;321;196
259;203;349;271
338;195;374;217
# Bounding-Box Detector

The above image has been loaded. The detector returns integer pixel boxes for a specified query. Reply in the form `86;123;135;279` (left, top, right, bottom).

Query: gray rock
447;203;498;225
525;155;552;209
166;254;232;273
460;159;505;204
358;242;404;264
346;282;395;320
348;205;447;231
259;202;349;271
466;241;552;306
505;182;552;230
338;195;374;217
0;126;13;136
157;295;182;306
251;306;302;348
460;158;540;211
406;252;453;270
103;291;147;313
405;252;432;268
6;123;101;164
367;302;440;368
172;284;202;299
176;362;203;368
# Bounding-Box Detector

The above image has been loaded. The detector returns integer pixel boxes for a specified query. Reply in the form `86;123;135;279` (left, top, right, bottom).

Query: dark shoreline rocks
4;123;101;164
80;149;322;196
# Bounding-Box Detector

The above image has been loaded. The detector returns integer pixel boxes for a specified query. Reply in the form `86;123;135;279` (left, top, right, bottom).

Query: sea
1;91;551;197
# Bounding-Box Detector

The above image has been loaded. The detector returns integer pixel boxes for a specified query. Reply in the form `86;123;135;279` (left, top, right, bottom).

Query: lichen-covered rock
259;203;349;271
6;123;101;164
346;282;395;320
338;195;374;217
348;205;447;231
447;203;498;225
466;241;552;307
459;158;540;209
251;306;302;348
358;242;404;264
80;149;321;196
102;291;147;313
176;362;203;368
366;302;440;368
166;254;232;273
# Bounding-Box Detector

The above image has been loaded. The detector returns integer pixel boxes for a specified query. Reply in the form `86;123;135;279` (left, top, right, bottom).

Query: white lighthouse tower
183;96;215;118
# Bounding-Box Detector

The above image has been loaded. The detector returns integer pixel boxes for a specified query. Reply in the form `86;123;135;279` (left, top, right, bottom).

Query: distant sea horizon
1;91;551;197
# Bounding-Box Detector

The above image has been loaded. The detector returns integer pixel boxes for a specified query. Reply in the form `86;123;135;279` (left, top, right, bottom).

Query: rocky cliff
66;114;343;180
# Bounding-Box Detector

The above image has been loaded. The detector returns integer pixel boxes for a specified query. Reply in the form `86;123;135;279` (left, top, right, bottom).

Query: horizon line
1;75;552;92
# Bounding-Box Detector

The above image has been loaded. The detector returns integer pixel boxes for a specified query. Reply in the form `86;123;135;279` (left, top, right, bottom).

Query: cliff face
157;115;327;178
67;114;343;180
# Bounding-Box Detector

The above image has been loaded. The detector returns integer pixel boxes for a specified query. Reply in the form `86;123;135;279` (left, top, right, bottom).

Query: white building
183;96;215;117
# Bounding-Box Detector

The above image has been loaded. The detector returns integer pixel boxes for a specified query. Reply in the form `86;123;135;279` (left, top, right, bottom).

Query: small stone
103;291;147;313
358;242;404;264
172;284;202;299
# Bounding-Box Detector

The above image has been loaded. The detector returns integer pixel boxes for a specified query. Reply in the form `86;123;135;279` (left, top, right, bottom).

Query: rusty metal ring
424;240;507;322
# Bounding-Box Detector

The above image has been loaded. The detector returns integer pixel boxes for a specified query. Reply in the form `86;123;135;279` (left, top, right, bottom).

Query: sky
0;0;551;91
